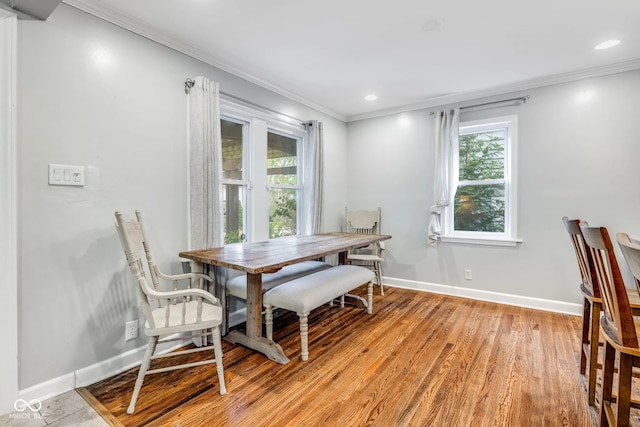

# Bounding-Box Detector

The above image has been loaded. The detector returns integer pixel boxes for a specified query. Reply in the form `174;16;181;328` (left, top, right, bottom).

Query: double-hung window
267;130;301;238
220;102;305;244
442;115;520;246
221;117;249;244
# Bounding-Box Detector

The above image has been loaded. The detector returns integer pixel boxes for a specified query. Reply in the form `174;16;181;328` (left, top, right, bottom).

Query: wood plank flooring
80;286;599;426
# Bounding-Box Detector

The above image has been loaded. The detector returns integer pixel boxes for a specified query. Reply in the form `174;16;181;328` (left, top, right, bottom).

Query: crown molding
347;59;640;122
62;1;640;125
62;0;347;122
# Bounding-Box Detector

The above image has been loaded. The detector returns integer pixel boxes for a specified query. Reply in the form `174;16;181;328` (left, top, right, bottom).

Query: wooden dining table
179;232;391;364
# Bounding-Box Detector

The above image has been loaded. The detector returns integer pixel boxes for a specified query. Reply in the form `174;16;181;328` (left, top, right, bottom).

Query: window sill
439;236;523;247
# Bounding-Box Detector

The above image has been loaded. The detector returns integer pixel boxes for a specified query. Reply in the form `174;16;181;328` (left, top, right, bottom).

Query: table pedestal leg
226;272;290;364
225;331;290;364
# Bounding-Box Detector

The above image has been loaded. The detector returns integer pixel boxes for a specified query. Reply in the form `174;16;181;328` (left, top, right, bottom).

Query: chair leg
580;297;590;375
615;352;633;427
375;261;384;295
587;301;600;406
367;281;373;314
127;335;158;414
224;293;231;335
298;312;309;361
265;304;273;340
599;340;616;427
211;326;227;395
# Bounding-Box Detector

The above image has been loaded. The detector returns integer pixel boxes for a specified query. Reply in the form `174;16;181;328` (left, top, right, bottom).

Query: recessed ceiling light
422;18;445;33
364;94;378;101
594;39;621;50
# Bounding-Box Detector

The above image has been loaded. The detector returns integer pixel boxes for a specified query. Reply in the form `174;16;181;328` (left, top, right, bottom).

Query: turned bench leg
367;281;373;314
298;312;309;361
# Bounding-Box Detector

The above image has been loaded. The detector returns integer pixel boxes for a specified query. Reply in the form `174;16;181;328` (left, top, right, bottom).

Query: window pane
267;132;297;185
459;131;505;181
454;184;505;232
223;184;244;243
269;188;297;238
221;119;243;180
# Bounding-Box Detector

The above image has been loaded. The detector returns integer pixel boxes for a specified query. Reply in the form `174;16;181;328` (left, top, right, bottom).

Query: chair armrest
142;285;219;305
378;242;386;251
155;270;213;283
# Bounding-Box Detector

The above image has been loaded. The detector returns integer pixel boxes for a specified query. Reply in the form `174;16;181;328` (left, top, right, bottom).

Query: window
442;115;520;246
267;131;300;238
220;102;306;243
221;118;248;244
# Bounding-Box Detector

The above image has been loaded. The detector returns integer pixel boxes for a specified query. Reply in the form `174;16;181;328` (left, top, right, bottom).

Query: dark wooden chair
563;218;640;407
562;217;602;406
581;225;640;426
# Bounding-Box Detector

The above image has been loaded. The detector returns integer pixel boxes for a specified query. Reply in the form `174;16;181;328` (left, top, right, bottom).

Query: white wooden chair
115;211;226;414
344;207;385;294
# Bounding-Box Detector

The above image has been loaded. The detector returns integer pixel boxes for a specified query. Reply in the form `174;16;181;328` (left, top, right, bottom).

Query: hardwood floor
80;286;598;426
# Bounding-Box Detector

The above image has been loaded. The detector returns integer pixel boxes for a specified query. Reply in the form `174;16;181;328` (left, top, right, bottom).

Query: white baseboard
383;277;582;316
19;334;190;404
18;373;76;404
18;279;580;405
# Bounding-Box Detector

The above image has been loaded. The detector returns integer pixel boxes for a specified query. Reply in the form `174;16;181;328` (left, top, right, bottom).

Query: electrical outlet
464;269;472;280
125;320;139;341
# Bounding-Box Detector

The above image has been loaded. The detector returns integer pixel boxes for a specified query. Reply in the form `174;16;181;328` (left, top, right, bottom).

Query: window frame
441;115;521;247
220;99;307;243
266;126;304;239
220;115;250;243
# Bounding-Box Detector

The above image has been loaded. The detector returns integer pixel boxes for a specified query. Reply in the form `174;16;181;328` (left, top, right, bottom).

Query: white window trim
220;100;307;242
442;115;521;247
220;114;250;244
265;125;304;237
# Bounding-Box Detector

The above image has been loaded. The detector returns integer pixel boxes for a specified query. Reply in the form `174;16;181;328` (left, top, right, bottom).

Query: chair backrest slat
345;207;381;234
561;217;601;299
116;210;212;331
618;233;640;296
115;211;157;329
581;225;638;348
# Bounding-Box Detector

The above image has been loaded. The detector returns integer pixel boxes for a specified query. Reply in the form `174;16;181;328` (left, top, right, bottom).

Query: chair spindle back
345;207;381;235
561;217;601;298
115;211;156;325
581;225;638;348
617;233;640;308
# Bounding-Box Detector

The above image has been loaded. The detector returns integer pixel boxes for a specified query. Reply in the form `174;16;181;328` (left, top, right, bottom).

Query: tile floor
0;391;107;427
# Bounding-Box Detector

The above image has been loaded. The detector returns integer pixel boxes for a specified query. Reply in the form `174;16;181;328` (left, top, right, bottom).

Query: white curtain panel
188;76;224;250
302;120;324;235
428;108;460;245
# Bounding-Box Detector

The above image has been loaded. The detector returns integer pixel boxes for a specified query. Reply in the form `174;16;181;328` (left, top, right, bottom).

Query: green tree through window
267;132;299;238
454;130;506;232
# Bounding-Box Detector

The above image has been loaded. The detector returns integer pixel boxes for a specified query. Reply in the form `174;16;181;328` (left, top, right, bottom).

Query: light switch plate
48;164;85;186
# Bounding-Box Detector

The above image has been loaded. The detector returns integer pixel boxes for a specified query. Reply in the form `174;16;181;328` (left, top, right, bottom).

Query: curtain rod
429;95;530;115
185;78;311;127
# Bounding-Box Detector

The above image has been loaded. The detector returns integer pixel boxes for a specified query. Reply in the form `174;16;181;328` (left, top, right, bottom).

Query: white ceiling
63;0;640;122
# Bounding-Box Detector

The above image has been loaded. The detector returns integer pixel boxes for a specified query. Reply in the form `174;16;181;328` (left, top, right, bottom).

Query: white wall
347;69;640;307
0;10;18;415
17;4;347;391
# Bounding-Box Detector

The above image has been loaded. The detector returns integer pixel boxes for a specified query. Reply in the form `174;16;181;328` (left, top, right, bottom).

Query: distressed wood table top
179;232;391;274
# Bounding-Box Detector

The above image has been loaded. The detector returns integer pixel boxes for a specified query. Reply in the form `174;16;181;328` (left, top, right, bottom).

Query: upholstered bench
263;265;376;361
226;260;332;299
224;261;332;329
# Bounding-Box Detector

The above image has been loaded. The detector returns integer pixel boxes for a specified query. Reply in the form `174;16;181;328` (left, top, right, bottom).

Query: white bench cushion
263;265;375;314
226;260;332;299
